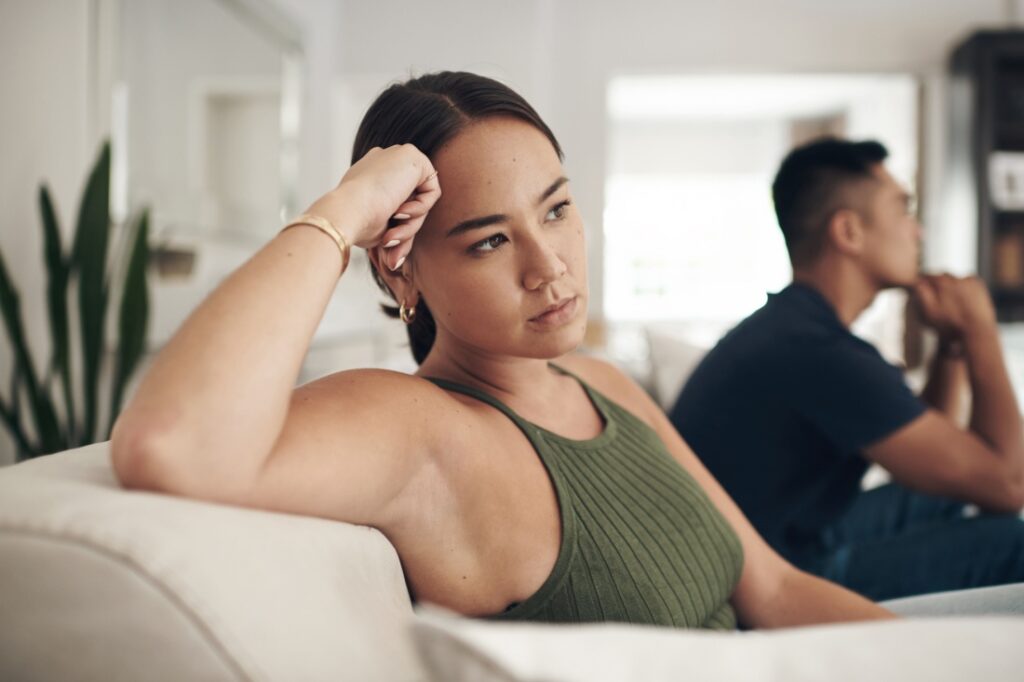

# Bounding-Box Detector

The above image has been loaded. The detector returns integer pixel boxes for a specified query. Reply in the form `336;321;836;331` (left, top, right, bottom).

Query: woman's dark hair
771;136;888;267
352;71;563;364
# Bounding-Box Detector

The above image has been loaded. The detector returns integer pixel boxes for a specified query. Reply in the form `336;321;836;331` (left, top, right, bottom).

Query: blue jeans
795;483;1024;601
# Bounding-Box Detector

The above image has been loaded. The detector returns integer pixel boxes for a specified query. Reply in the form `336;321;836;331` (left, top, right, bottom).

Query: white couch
0;443;422;681
3;443;1024;682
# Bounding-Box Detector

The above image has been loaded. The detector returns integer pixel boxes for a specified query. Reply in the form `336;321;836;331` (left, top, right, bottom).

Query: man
670;137;1024;601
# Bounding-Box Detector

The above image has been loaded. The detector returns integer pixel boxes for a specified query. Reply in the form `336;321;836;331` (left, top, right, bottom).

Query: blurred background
1;0;1022;464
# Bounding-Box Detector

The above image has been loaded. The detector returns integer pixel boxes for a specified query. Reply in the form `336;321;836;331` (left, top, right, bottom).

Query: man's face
857;164;922;289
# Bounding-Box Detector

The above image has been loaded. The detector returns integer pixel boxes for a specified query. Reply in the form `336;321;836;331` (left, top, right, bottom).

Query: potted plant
0;141;150;461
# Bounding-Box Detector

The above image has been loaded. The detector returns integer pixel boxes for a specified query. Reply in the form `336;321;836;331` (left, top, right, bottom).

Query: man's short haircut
771;137;889;267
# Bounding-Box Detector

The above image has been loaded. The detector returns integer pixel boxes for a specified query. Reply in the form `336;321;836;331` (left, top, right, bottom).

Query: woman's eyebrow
445;176;570;238
539;176;569;203
446;214;507;237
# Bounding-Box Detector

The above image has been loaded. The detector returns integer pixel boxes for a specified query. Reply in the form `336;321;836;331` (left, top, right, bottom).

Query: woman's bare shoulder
290;367;471;446
299;367;454;404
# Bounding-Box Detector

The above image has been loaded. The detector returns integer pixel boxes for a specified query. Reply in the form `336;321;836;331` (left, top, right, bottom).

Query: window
605;74;919;325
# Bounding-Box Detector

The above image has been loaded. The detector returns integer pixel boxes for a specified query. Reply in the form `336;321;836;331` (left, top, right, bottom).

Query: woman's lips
529;296;579;327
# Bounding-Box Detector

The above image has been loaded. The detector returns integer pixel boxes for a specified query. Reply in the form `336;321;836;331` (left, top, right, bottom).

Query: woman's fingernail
393;213;411;220
391;255;406;271
383;239;401;248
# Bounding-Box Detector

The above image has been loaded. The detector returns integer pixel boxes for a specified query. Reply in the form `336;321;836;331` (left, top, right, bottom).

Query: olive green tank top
427;365;744;630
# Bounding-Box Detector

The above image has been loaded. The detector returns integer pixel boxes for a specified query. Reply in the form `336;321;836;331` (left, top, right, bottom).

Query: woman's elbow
110;414;189;493
110;412;261;503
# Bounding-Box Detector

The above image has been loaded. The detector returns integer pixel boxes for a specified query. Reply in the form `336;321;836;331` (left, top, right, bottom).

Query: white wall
120;0;282;238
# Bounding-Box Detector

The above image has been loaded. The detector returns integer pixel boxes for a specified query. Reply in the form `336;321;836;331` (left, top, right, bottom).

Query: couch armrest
0;443;424;681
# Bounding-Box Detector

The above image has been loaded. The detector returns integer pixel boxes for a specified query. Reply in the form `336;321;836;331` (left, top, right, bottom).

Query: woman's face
408;116;588;361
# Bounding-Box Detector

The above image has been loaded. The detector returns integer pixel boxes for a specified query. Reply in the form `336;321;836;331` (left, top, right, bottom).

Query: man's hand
911;274;997;343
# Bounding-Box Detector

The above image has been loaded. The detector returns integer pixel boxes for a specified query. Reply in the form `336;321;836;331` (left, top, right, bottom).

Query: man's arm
919;338;968;422
963;318;1024;493
865;276;1024;513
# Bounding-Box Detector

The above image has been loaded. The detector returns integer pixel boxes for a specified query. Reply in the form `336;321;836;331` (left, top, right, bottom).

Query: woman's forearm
112;225;345;486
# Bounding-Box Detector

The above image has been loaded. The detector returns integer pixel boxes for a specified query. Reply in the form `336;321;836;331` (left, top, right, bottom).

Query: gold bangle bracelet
281;213;351;275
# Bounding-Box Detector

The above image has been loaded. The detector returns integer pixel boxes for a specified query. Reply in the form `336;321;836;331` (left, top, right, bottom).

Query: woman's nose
521;236;568;291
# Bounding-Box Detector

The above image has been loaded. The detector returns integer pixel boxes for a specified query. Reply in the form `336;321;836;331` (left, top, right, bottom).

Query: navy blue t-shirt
669;283;926;560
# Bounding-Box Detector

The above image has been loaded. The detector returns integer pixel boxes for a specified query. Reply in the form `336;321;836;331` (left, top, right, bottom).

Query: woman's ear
367;247;419;306
827;208;865;256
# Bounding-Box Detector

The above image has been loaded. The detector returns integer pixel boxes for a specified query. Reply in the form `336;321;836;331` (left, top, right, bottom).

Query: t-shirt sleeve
786;337;927;456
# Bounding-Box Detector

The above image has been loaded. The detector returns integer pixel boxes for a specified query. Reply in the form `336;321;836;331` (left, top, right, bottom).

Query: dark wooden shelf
954;31;1024;315
992;288;1024;323
994;131;1024;151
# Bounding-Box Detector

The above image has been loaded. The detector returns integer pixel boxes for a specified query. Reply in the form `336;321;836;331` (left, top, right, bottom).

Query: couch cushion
411;606;1024;682
644;321;731;410
0;443;424;681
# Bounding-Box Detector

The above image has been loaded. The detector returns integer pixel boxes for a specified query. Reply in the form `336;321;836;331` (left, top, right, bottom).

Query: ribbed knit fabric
427;365;744;630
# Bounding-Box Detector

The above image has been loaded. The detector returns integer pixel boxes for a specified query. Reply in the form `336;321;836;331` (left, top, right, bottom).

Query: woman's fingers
391;192;434;221
329;144;441;247
328;144;441;262
378;218;422;271
412;168;442;209
399;170;442;217
375;165;441;271
379;220;420;247
380;210;434;271
378;229;417;271
383;164;439;228
386;238;415;272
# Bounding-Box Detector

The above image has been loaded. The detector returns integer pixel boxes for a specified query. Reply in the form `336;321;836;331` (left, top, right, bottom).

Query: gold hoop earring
399;300;417;324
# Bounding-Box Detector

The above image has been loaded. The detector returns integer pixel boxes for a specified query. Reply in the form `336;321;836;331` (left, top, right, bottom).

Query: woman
111;71;890;628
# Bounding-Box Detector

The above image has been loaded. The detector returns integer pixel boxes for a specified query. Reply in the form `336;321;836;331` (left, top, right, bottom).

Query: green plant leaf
0;139;147;459
9;359;22;423
0;250;62;454
70;142;111;445
4;363;31;459
39;184;74;447
0;393;33;460
108;208;150;437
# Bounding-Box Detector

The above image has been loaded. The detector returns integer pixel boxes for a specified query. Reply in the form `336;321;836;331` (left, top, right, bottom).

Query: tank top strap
425;362;617;443
546;362;601;398
547;362;618;419
424;376;531;429
424;362;600;424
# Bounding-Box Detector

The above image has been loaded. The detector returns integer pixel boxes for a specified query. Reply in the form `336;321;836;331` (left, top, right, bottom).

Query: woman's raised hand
305;144;441;271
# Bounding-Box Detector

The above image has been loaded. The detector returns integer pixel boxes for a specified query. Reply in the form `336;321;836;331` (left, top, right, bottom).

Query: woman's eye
546;200;571;222
471;233;508;253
